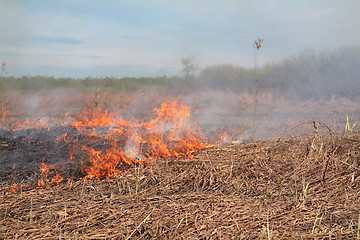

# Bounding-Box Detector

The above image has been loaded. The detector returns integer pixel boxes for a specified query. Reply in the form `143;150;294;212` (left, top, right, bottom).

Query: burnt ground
0;127;73;185
1;128;360;239
0;126;98;190
0;125;143;190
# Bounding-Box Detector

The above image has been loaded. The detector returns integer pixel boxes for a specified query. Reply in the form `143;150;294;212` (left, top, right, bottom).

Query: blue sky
1;0;359;78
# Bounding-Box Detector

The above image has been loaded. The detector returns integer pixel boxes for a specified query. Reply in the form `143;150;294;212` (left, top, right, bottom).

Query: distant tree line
197;46;360;100
1;46;359;100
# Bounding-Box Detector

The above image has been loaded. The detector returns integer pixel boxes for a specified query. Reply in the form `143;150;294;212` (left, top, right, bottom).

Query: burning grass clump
68;99;216;181
0;97;229;194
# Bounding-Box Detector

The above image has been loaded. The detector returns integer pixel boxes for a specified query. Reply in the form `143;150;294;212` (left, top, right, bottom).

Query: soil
1;127;360;239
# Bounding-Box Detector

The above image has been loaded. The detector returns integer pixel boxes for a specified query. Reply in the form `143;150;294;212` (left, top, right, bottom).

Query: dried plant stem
29;198;33;223
357;210;360;239
270;120;333;143
253;59;258;143
252;38;263;143
126;209;154;240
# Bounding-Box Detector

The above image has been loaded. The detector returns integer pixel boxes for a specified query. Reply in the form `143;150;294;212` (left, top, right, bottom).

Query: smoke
1;46;359;142
171;46;360;140
263;46;360;100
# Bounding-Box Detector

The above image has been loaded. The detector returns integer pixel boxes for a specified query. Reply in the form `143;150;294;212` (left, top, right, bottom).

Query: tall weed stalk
253;38;263;142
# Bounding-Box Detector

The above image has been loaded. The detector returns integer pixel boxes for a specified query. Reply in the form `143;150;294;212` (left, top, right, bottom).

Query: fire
81;142;139;180
37;162;64;187
149;101;191;126
72;109;113;130
0;114;52;131
1;105;11;123
76;100;209;180
136;101;207;159
71;95;117;131
1;100;230;193
37;163;64;187
1;163;64;194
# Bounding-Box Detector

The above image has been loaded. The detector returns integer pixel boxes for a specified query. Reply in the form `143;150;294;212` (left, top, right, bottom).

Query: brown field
1;89;360;239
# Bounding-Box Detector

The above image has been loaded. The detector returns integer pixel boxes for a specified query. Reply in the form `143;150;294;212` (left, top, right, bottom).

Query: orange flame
37;162;64;187
1;100;231;193
81;143;140;180
1;106;11;123
71;103;114;130
76;100;210;179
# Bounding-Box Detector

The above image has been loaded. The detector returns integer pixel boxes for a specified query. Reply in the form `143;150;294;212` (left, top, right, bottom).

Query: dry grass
1;130;360;239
